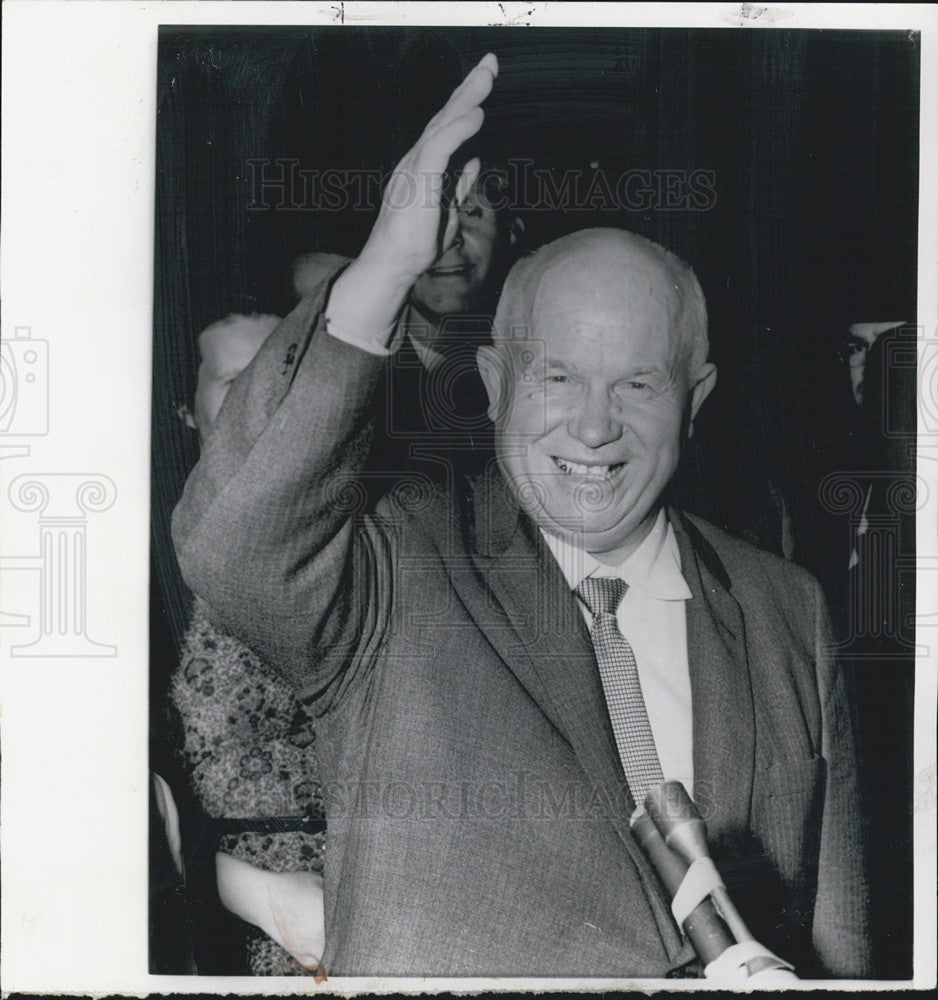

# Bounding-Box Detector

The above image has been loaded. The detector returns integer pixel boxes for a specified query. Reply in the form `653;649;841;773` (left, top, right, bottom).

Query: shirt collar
540;508;692;601
398;304;447;372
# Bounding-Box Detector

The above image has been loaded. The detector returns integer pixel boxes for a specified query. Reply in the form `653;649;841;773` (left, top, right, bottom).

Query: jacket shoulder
680;511;824;606
373;474;465;538
292;252;351;298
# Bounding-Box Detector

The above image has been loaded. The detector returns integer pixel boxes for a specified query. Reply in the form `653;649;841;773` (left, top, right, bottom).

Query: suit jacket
173;279;871;978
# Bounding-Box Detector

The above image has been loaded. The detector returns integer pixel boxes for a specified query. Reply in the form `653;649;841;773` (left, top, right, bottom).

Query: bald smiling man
173;55;870;977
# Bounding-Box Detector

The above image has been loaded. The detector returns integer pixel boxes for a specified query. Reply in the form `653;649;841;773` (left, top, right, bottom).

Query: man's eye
626;380;650;391
838;338;869;364
461;204;483;219
546;375;570;384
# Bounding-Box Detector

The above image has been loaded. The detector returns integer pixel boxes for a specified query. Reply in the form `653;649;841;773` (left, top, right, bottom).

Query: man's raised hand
363;52;497;280
327;54;498;343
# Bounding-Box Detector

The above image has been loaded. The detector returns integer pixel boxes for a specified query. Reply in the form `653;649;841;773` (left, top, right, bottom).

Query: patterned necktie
575;576;664;811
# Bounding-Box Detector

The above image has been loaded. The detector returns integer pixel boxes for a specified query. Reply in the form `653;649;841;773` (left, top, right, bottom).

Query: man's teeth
552;457;623;478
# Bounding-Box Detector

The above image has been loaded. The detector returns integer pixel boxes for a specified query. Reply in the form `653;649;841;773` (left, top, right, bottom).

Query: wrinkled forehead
534;249;683;335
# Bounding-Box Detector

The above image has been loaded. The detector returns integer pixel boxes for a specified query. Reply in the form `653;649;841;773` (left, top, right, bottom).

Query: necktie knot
575;576;628;617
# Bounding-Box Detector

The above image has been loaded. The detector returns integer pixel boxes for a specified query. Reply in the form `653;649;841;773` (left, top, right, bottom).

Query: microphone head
644;781;711;864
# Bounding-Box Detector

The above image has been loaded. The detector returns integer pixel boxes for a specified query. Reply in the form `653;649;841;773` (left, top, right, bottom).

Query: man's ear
508;216;525;248
687;363;717;439
476;344;505;423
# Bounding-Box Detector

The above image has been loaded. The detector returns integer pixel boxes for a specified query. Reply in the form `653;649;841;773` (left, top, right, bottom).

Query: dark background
151;25;918;977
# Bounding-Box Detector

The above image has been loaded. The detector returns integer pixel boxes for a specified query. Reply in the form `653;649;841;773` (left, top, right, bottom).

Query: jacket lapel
458;470;690;965
671;511;755;844
464;468;626;804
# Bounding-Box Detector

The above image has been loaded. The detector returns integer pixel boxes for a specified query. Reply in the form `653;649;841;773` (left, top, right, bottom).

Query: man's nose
568;390;623;449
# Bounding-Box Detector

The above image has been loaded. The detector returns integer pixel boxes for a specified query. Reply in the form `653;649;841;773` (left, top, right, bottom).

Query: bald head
493;228;708;375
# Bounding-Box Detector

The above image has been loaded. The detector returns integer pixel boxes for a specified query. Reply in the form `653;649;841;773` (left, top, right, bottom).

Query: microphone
630;810;736;967
632;781;798;981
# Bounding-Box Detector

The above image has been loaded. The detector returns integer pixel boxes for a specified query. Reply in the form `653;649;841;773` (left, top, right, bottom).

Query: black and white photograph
2;2;936;994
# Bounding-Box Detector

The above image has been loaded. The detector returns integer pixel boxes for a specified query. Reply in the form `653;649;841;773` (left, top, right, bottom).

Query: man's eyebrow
546;358;578;373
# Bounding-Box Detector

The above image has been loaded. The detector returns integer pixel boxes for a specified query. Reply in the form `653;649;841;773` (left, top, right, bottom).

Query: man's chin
410;288;472;321
532;500;660;562
529;503;621;544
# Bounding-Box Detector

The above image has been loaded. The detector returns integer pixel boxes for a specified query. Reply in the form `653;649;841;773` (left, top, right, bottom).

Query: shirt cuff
323;311;405;356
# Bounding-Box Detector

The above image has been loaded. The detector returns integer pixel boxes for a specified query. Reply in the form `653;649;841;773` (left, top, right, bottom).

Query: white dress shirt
542;509;695;797
326;299;450;373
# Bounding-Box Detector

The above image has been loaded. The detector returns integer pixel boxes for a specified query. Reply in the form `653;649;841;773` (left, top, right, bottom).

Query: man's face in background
843;321;905;407
410;183;499;318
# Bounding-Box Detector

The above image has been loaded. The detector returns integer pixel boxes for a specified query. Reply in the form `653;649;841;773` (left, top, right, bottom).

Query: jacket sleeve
811;580;874;977
172;270;392;699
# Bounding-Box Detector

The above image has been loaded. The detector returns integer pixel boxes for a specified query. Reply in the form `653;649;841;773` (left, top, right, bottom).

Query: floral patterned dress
170;598;325;975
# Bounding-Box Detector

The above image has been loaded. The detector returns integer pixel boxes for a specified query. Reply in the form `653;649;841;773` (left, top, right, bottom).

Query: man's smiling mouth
427;263;473;277
551;456;625;479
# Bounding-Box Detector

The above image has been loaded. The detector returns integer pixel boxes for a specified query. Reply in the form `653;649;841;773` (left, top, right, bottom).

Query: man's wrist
325;252;414;351
355;239;421;294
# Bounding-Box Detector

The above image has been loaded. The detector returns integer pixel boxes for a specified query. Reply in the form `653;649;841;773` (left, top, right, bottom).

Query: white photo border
1;1;936;994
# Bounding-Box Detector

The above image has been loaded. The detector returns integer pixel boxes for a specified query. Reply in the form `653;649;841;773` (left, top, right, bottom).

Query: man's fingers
441;201;460;253
417;108;485;174
406;112;484;217
361;53;495;284
435;64;494;132
425;54;497;135
441;158;481;254
427;54;497;128
477;52;499;77
455;157;481;207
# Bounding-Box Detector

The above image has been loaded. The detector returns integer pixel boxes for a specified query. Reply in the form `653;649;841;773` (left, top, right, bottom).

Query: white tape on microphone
704;939;797;981
670;856;724;927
